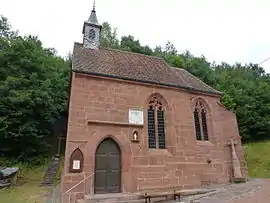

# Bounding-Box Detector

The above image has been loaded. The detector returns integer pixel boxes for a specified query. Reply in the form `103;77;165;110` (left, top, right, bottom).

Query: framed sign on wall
128;109;144;125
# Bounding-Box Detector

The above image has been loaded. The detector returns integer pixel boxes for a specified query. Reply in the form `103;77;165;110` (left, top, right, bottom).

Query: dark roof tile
72;43;221;95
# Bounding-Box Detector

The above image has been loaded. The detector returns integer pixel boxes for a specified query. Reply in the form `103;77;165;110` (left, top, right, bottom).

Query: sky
2;0;270;73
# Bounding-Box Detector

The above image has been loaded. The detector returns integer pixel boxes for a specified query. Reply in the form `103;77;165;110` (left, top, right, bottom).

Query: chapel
61;3;248;203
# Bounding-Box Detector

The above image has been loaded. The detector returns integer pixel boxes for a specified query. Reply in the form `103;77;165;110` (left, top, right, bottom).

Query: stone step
78;198;197;203
40;158;60;187
78;199;145;203
81;193;143;203
77;189;213;203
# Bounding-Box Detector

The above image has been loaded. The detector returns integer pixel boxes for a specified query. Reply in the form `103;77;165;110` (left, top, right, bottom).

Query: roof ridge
102;47;166;61
74;42;167;62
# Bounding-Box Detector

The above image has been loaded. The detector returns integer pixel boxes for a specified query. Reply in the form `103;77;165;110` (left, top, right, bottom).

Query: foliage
245;141;270;178
0;17;70;160
100;22;120;49
0;15;17;38
54;156;64;186
214;64;270;141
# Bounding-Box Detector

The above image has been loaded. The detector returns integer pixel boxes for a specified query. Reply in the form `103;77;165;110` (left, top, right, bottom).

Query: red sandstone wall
61;72;247;200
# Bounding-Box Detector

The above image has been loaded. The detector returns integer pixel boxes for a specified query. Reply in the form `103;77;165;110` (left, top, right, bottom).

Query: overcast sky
2;0;270;73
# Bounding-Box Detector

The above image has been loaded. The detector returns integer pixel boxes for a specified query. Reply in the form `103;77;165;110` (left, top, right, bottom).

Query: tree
0;15;17;38
214;63;270;141
100;22;119;49
165;41;177;55
120;35;153;55
0;16;69;160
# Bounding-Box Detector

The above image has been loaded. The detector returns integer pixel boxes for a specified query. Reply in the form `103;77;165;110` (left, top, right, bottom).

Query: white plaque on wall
72;160;80;170
129;109;144;124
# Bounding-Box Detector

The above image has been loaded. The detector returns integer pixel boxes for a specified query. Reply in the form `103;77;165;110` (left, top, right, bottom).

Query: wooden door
94;138;121;194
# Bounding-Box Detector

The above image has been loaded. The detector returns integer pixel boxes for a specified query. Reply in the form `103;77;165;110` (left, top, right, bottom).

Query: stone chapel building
61;3;248;203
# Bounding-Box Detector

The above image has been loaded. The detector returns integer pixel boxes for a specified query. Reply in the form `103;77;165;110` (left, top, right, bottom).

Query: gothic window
194;108;201;140
148;107;156;148
148;95;166;149
201;109;209;140
193;100;209;141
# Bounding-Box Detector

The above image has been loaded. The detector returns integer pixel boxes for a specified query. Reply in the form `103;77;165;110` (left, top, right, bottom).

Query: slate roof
72;42;221;95
88;8;99;25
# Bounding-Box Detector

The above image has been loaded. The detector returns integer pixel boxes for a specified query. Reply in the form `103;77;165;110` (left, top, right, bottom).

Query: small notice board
129;109;144;125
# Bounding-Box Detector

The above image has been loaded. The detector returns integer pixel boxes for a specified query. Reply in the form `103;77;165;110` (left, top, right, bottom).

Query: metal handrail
64;172;94;195
63;172;95;203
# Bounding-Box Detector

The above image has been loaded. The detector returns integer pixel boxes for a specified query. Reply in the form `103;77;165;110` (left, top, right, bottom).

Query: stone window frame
192;98;210;141
147;94;166;149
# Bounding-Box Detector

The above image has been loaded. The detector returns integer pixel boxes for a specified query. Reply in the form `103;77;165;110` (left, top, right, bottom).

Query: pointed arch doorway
94;138;121;194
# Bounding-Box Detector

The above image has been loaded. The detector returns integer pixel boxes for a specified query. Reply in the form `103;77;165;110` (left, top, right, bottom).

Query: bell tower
82;0;102;49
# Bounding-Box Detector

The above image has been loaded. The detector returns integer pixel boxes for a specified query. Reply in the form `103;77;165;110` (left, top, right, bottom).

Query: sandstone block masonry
61;72;248;202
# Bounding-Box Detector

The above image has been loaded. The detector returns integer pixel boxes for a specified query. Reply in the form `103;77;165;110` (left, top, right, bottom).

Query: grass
0;159;51;203
53;156;64;186
244;140;270;178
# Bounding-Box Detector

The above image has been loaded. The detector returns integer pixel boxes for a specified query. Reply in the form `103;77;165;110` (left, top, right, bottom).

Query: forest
0;16;269;161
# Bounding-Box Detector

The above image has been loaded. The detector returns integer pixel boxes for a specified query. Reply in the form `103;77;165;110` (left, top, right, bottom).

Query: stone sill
196;140;214;146
68;140;88;143
148;149;172;156
87;120;144;127
64;172;85;177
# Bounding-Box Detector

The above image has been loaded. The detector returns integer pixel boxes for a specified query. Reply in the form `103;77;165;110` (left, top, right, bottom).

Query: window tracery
148;95;166;149
193;100;209;141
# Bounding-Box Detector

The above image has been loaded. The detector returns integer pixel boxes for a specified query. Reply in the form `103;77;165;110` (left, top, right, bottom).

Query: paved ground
46;179;270;203
179;179;268;203
45;186;61;203
232;179;270;203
